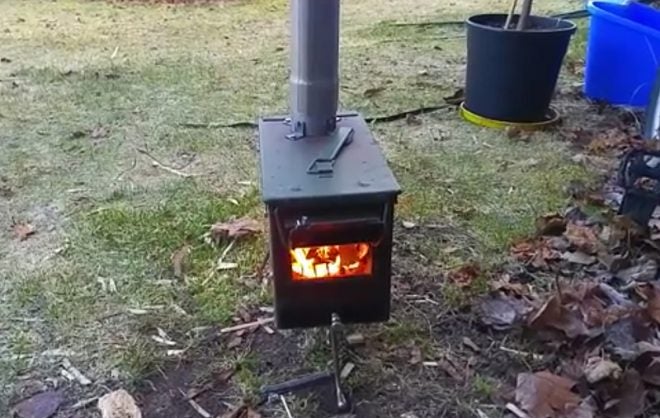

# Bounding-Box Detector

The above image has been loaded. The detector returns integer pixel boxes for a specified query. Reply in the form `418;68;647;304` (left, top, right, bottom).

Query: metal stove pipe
290;0;340;137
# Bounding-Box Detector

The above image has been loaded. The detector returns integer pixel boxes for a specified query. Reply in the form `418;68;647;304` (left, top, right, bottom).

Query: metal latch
307;127;354;175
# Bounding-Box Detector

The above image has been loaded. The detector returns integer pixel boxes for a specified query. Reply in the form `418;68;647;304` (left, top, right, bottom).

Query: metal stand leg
260;314;351;414
330;313;349;412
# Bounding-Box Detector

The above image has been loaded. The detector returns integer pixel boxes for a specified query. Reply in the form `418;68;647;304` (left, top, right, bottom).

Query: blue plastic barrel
585;1;660;107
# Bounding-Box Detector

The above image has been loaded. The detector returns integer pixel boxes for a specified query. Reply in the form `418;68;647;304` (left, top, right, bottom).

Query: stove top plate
259;113;401;206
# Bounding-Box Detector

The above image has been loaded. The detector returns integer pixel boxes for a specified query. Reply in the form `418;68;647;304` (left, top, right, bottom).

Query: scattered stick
188;399;212;418
500;346;543;361
476;409;491;418
69;396;98;411
220;317;275;334
136;148;196;178
506;403;530;418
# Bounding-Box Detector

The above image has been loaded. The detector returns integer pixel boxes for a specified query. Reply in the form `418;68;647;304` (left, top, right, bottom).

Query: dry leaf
561;251;597;266
171;245;191;279
602;370;646;418
228;336;243;349
645;284;660;324
616;259;658;283
584;357;622;384
12;222;36;241
490;274;530;297
478;292;533;330
448;264;480;288
515;371;581;418
604;316;653;360
528;296;590;339
98;390;142;418
564;223;601;254
436;358;464;382
12;391;63;418
633;348;660;386
586;128;633;155
536;213;567;236
511;239;560;269
210;217;261;242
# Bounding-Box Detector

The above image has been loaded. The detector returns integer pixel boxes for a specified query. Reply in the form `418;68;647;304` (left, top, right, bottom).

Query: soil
123;224;545;418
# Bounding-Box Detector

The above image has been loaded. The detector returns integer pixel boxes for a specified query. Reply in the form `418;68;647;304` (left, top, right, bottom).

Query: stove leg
330;313;350;413
259;314;352;414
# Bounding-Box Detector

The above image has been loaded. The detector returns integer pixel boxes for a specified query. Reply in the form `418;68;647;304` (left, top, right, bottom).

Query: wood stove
260;113;399;329
258;0;400;411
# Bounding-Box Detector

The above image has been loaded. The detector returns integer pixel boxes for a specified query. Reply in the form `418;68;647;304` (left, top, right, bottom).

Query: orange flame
290;243;372;280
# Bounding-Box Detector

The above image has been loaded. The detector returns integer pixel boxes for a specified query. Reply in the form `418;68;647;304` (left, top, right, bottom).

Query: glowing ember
291;243;372;280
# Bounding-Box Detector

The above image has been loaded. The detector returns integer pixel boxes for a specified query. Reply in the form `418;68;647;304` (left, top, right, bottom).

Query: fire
290;243;372;280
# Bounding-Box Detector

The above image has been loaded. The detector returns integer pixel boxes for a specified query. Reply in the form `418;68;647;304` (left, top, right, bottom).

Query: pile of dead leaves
477;206;660;417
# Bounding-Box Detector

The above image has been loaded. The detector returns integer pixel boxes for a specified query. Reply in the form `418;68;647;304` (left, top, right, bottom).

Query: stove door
268;201;395;329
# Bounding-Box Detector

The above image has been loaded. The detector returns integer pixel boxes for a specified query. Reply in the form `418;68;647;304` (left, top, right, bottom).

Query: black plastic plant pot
465;14;576;123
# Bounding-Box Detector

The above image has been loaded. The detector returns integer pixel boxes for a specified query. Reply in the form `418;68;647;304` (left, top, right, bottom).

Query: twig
280;395;294;418
506;403;530;418
69;397;98;411
188;399;212;418
500;346;543;361
220;317;275;334
219;239;236;263
476;409;491;418
504;0;519;29
136;148;196;178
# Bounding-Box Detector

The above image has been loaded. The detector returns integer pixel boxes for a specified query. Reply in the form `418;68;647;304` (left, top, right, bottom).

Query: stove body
260;114;399;329
259;0;400;330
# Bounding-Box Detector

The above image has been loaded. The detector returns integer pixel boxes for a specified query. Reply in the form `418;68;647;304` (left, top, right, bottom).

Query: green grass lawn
0;0;590;414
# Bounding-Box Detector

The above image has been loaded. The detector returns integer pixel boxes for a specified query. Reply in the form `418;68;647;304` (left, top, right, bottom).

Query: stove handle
272;205;391;249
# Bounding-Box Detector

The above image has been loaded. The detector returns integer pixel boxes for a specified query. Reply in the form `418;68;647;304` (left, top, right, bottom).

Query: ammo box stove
258;0;400;411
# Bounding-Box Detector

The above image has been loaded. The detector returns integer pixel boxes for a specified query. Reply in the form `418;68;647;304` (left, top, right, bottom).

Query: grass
0;0;590;414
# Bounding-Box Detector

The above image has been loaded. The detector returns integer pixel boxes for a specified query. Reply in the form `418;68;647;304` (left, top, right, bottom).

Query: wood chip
217;261;238;271
340;362;355;380
462;337;481;353
346;333;365;346
262;325;275;335
402;221;416;229
227;336;243;349
62;359;91;386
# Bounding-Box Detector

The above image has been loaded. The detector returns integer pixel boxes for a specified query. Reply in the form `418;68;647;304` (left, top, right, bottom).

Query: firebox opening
290;242;372;280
